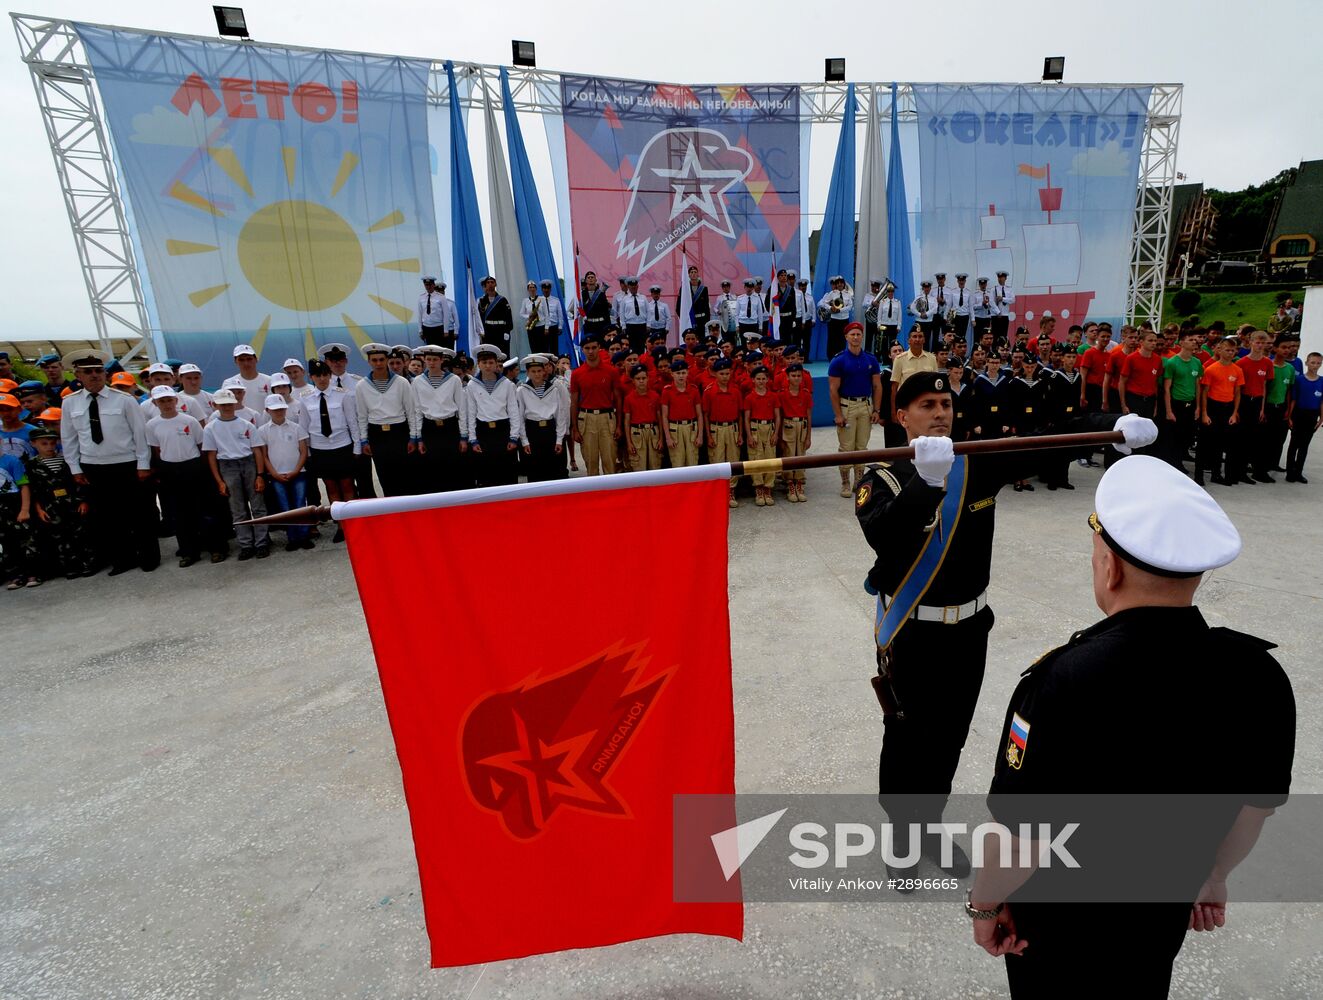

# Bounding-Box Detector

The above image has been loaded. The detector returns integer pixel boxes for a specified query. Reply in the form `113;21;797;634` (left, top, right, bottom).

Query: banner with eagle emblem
560;76;801;308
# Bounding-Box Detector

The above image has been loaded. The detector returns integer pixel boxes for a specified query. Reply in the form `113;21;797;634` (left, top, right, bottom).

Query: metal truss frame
13;13;155;363
12;11;1180;356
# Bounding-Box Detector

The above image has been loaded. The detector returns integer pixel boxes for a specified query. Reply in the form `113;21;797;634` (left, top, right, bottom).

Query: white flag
467;264;484;357
677;251;694;348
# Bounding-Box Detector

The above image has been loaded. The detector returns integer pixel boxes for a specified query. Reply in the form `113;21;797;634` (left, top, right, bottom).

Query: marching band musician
971;276;996;341
532;279;564;356
679;264;711;333
611;275;631;332
736;278;766;342
909;279;940;351
863;279;885;356
417;276;452;348
950;273;972;350
774;270;798;351
645;284;672;344
822;275;854;357
991;269;1015;342
932;272;951;348
875;280;904;354
477;276;514;356
518;281;540;346
579;271;613;342
715;279;740;343
795;278;815;353
620;277;649;353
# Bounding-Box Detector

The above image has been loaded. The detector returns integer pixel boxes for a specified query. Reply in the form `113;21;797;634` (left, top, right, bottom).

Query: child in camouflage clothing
24;425;97;579
1;450;40;589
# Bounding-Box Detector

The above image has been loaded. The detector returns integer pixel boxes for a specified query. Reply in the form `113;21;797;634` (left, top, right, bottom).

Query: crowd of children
1;313;1318;591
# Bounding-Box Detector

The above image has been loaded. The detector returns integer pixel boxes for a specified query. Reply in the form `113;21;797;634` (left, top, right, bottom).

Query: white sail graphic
975;246;1014;282
980;214;1007;244
1021;223;1080;288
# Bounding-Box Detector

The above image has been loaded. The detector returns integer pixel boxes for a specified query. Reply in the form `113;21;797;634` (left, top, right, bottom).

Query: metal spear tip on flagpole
236;504;333;526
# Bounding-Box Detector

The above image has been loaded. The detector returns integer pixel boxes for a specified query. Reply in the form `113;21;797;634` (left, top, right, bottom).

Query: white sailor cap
147;362;173;375
977;276;989;283
421;275;438;282
149;385;177;400
934;272;947;279
526;280;538;288
1090;455;1241;578
281;357;305;370
411;345;429;357
415;344;444;357
389;344;413;356
437;347;457;359
318;342;351;358
522;353;548;367
502;357;520;370
996;270;1009;277
540;278;553;287
649;284;662;292
474;343;506;361
232;343;257;357
179;363;202;375
742;330;764;341
62;347;111;369
269;371;291;387
263;393;288;410
955;272;968;279
360;342;392;359
743;278;755;286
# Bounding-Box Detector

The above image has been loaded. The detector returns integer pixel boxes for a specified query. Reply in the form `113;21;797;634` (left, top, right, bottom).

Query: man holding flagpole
854;371;1158;885
678;260;709;339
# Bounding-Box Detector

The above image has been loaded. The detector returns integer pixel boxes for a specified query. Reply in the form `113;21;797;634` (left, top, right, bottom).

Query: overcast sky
3;0;1320;342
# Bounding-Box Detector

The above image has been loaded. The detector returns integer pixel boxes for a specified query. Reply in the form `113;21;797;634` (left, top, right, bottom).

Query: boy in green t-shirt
1266;335;1298;473
1162;330;1204;473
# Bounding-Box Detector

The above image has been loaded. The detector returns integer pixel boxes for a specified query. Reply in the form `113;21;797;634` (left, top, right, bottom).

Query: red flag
341;470;742;966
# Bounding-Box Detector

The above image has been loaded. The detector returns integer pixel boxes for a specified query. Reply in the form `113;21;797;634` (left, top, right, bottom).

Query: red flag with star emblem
341;468;741;966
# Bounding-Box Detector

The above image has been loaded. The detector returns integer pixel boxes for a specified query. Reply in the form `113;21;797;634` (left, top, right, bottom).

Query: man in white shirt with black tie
533;279;564;356
620;277;648;354
950;272;973;352
645;284;672;343
418;275;449;347
59;348;159;575
736;278;766;341
991;269;1015;343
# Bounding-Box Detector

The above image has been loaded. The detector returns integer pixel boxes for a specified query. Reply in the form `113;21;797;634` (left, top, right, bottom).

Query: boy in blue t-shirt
1286;351;1323;483
0;393;36;460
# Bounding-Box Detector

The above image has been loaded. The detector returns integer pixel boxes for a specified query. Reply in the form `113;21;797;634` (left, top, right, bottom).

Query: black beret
893;370;954;410
711;358;733;371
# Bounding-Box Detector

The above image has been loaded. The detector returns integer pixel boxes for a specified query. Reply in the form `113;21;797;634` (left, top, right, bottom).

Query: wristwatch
964;890;1003;920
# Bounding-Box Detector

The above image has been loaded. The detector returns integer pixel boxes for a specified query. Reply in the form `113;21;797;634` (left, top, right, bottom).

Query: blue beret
17;380;45;392
611;350;629;363
712;358;733;371
38;354;60;365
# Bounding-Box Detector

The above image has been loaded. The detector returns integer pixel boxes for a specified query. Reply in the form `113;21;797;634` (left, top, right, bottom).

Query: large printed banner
561;77;801;306
77;26;438;376
913;85;1151;332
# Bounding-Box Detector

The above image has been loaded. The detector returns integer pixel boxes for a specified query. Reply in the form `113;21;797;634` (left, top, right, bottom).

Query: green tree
1207;169;1293;254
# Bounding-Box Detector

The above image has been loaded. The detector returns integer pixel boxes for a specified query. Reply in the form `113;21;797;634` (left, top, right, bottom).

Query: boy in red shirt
621;365;662;472
1078;327;1109;413
778;362;813;502
1235;330;1275;482
742;365;781;506
702;358;743;508
661;360;704;467
1118;329;1163;422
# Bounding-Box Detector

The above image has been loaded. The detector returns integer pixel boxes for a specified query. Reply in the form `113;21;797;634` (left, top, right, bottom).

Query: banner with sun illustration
76;25;438;376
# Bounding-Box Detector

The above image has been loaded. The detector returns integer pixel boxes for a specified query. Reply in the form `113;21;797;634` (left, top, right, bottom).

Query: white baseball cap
232;344;257;357
263;393;288;410
150;385;178;400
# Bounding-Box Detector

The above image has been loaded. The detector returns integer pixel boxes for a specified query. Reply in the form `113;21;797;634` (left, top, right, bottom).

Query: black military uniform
678;278;711;333
477;282;514;355
854;372;1119;844
988;607;1294;997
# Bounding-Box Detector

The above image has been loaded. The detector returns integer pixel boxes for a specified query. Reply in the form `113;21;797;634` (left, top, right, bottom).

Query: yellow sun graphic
165;146;417;359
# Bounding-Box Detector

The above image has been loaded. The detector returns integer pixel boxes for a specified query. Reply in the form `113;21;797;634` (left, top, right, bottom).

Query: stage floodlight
213;6;249;38
512;40;536;68
1042;56;1065;82
824;58;846;83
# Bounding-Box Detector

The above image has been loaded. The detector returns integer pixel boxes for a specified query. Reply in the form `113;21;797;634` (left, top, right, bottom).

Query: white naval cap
522;354;548;367
502;357;520;370
421;275;438;282
1090;455;1241;578
360;342;392;359
232;343;257;357
474;343;507;361
263;393;288;410
149;385;177;400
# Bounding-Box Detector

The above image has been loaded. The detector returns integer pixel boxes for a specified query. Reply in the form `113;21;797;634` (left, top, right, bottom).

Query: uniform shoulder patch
1005;712;1030;769
855;482;872;508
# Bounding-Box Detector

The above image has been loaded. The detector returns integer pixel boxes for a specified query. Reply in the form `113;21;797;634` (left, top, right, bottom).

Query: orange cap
0;379;18;393
0;392;19;408
110;372;138;387
38;406;63;422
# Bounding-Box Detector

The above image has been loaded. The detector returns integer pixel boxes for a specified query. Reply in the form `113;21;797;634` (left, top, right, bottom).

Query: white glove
912;435;955;487
1113;413;1158;455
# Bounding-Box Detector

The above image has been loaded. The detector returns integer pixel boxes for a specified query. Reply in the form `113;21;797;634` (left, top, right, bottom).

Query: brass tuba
525;295;540;331
913;293;929;319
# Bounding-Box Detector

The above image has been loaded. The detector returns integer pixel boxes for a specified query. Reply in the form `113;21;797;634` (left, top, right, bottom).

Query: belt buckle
434;418;446;426
486;421;497;429
942;605;961;624
537;420;548;427
379;424;391;431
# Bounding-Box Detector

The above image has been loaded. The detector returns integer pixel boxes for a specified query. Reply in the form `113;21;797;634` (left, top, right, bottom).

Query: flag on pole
678;249;694;346
466;264;484;356
339;467;743;967
767;248;780;340
570;242;585;364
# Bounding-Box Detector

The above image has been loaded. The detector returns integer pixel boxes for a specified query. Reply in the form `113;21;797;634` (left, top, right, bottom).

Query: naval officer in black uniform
854;371;1157;879
968;455;1295;998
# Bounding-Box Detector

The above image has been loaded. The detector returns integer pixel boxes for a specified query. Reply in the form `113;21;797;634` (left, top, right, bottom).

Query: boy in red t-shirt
621;365;662;472
702;359;743;507
742;365;782;506
1235;330;1275;482
1118;329;1163;421
1078;327;1109;413
661;361;704;467
778;363;813;502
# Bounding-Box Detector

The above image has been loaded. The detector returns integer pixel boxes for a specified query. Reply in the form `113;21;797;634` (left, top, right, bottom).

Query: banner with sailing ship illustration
912;85;1151;334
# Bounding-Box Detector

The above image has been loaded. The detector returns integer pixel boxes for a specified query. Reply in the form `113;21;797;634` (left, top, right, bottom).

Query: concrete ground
3;434;1320;1000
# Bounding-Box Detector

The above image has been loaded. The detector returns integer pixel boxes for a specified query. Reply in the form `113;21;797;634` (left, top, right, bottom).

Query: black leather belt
581;407;613;414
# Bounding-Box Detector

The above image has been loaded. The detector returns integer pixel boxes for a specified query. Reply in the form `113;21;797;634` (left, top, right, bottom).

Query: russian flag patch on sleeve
1005;712;1030;770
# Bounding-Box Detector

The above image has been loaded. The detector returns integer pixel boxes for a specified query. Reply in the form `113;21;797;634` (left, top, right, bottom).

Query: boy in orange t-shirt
1198;337;1243;486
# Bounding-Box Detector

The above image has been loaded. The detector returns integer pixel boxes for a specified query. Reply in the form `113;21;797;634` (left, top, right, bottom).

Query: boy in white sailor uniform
410;345;470;493
517;354;569;482
353;343;420;498
465;344;523;487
